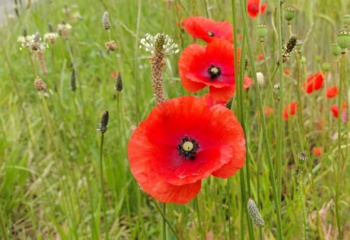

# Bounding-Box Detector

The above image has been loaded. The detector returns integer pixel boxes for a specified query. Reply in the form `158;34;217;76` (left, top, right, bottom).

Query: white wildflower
140;33;179;55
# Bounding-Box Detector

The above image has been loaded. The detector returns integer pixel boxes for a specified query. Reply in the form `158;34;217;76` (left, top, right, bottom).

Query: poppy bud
283;6;296;22
331;43;341;56
256;24;267;42
247;199;265;228
322;63;331;72
336;30;350;51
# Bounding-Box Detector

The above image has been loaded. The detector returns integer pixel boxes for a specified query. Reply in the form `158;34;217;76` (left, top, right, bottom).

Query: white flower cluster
44;32;59;44
140;33;179;55
18;32;48;52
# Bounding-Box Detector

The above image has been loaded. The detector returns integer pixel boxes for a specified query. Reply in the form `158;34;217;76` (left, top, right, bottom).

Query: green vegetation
0;0;349;239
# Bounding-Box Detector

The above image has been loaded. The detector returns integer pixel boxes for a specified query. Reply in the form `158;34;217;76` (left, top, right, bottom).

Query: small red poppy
331;102;347;118
179;38;243;102
257;54;264;61
283;101;296;120
128;96;246;204
302;72;325;94
326;86;338;98
182;16;233;43
312;147;322;156
247;0;267;18
283;68;291;75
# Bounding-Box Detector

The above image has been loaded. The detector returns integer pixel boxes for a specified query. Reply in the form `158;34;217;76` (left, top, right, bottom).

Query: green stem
260;41;271;81
153;200;179;239
275;0;285;213
163;203;167;240
0;207;8;240
238;0;283;238
100;133;109;240
194;197;205;240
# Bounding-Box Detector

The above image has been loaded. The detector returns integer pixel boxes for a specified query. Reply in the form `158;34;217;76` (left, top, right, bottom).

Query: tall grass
0;0;350;239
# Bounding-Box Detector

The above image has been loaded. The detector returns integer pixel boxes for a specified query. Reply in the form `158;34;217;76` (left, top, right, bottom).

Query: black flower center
177;136;199;160
208;31;215;37
207;65;222;80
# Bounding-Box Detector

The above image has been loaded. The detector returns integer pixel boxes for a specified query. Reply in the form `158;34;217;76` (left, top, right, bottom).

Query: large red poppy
326;86;338;98
178;39;251;102
247;0;267;18
302;72;325;94
182;16;233;43
128;96;246;204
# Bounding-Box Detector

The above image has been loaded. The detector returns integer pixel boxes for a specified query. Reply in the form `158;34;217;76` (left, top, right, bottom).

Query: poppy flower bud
322;63;331;72
331;43;341;56
247;199;265;228
256;24;267;42
283;6;296;22
336;30;350;51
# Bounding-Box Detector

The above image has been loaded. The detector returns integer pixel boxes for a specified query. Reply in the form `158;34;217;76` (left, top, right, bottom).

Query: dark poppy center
207;65;222;80
208;31;215;37
177;136;199;160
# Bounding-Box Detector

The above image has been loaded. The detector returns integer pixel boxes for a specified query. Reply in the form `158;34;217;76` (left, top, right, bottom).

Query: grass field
1;0;350;239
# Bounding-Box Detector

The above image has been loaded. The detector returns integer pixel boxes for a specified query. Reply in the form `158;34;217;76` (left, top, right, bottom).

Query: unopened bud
257;24;267;42
336;30;350;51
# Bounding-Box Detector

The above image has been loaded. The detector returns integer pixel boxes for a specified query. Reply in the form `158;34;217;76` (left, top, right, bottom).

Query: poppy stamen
208;31;215;37
207;65;222;80
177;136;199;160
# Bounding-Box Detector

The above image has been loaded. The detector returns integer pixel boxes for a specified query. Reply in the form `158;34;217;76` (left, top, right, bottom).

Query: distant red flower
331;102;347;118
182;16;233;43
128;96;246;204
257;54;264;61
179;38;243;102
111;71;117;78
312;147;322;156
302;72;325;94
283;68;291;75
247;0;267;18
265;106;273;116
326;86;338;98
283;101;296;120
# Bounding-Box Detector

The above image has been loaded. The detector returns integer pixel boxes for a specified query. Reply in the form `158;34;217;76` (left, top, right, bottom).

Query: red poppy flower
111;71;117;78
283;68;291;75
302;72;325;94
182;16;233;43
128;96;246;204
312;147;322;156
179;38;243;102
326;86;338;98
331;102;347;118
247;0;267;18
257;54;264;61
283;101;296;120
